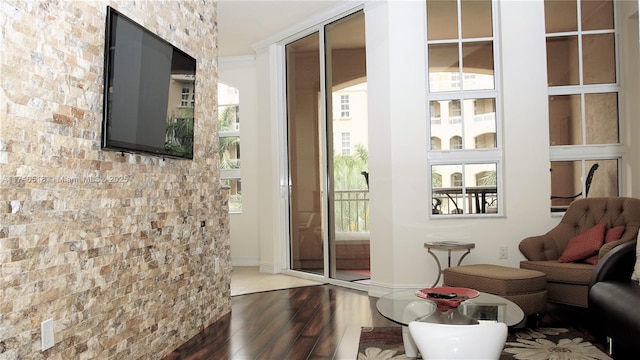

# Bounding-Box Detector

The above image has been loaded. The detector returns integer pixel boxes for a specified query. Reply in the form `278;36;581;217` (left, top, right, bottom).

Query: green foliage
218;106;235;131
218;105;240;169
432;172;442;187
478;170;497;185
333;144;368;190
219;136;240;169
165;110;194;158
333;144;369;232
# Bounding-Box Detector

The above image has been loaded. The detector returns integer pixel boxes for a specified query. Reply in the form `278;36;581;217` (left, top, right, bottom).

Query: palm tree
333;144;368;190
218;106;240;170
478;170;497;186
165;108;194;158
333;145;369;231
218;106;236;131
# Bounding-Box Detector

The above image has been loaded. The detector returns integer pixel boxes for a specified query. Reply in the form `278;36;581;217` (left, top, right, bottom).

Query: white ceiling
216;0;343;57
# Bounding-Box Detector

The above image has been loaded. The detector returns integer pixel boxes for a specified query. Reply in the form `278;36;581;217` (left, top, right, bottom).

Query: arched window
430;101;441;124
431;136;442;150
476;171;496;186
475;133;496;149
450;136;463;149
449;100;462;123
451;172;463;187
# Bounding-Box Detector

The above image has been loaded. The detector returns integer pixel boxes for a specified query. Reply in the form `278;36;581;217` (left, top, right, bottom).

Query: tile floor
230;266;326;296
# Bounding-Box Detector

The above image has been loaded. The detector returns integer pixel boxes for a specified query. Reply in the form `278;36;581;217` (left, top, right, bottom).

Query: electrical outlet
41;318;54;351
499;246;508;259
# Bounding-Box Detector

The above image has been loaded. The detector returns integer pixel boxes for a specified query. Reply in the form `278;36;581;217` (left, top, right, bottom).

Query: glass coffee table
376;289;524;357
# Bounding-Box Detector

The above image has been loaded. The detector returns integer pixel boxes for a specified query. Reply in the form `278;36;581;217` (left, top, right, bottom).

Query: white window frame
218;83;242;213
180;82;195;108
341;132;351;155
546;0;623;212
427;0;502;217
340;94;350;118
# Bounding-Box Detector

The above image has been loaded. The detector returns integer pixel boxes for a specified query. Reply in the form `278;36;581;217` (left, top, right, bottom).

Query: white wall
221;0;640;294
619;0;640;197
362;0;564;296
256;45;288;274
218;56;261;266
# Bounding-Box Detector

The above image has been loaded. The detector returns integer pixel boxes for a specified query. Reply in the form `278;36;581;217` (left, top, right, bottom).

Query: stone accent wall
0;1;229;359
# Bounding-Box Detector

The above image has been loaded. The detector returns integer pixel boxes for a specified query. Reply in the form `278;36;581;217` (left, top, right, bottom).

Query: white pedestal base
402;325;418;358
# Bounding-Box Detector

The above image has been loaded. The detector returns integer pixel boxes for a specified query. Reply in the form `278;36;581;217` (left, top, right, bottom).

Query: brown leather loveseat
519;197;640;307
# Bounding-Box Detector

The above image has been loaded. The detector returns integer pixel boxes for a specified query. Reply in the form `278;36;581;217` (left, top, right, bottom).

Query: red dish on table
415;286;480;310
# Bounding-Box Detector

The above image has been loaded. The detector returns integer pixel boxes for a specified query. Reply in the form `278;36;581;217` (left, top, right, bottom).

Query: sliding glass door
286;11;369;283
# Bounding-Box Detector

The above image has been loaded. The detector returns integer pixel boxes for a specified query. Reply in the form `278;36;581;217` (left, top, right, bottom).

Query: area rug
357;326;612;359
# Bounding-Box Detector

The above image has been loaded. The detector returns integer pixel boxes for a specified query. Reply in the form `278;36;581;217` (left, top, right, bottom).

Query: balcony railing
449;116;462;124
473;112;496;122
433;186;498;214
334;190;369;232
333;187;496;227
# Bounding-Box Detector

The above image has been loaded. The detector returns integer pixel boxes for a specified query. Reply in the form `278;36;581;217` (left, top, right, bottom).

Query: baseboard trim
231;257;260;267
367;282;426;298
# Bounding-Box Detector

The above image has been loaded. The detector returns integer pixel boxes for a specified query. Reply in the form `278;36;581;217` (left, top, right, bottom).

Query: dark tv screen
102;6;196;159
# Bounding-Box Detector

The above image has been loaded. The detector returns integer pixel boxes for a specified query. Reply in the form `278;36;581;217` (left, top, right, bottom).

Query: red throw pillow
558;223;606;263
584;225;625;265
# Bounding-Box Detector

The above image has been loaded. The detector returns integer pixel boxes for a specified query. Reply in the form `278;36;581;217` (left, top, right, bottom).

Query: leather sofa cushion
633;233;640;281
589;280;640;348
520;260;593;285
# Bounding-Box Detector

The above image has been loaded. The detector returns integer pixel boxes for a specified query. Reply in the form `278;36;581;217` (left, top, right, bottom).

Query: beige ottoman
443;264;547;320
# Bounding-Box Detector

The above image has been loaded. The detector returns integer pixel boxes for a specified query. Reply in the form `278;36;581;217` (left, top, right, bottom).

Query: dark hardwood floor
162;285;396;360
163;284;620;360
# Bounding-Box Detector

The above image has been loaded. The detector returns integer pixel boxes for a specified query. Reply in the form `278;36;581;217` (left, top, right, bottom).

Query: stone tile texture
0;1;230;359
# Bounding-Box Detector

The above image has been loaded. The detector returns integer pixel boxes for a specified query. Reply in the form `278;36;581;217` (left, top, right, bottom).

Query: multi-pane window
430;102;441;124
180;83;195;107
340;95;350;118
475;133;496;149
449;101;462;124
451;73;461;89
341;132;351;155
431;137;441;150
450;136;463;150
451;173;463;187
218;82;242;212
545;0;620;211
427;0;500;216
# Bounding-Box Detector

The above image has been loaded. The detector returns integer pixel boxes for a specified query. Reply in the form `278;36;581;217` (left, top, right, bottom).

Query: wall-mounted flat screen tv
102;6;196;159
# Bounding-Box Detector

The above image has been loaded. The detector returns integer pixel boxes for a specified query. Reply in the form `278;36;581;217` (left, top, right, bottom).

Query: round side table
424;241;475;287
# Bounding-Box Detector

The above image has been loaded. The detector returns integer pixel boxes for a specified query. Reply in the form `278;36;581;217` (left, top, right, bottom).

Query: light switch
41;318;54;351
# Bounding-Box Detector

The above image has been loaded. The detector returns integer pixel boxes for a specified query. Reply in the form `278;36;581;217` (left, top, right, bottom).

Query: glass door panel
286;33;324;274
325;11;369;282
